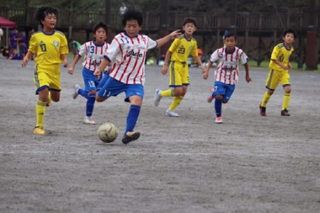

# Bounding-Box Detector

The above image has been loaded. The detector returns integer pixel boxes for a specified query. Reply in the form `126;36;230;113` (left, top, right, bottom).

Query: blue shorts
82;67;102;92
97;75;144;102
212;81;235;103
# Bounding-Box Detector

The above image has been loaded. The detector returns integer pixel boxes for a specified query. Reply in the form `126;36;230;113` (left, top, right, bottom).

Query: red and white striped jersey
79;41;110;71
105;33;157;85
209;47;248;85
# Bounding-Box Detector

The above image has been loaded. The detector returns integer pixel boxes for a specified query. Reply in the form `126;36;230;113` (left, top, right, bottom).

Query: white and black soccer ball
97;122;118;143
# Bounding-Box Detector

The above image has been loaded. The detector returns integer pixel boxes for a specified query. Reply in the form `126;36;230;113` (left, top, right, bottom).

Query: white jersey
79;41;110;71
105;32;157;85
209;46;248;85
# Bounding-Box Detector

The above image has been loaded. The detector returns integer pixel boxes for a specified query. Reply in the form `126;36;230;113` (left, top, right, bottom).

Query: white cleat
154;89;162;107
83;116;96;125
72;84;80;99
165;109;180;117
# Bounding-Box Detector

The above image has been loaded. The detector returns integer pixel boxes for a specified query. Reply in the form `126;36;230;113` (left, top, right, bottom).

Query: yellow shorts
169;61;190;87
34;64;61;94
265;69;290;90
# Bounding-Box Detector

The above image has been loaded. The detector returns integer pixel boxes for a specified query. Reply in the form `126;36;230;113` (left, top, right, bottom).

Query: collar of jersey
42;30;55;36
93;41;106;47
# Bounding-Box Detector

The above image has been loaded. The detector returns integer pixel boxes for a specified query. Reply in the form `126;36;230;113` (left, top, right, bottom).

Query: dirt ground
0;57;320;213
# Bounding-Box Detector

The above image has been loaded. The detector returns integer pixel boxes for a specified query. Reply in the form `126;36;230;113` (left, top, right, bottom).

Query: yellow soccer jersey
28;31;69;65
169;35;198;63
269;43;294;72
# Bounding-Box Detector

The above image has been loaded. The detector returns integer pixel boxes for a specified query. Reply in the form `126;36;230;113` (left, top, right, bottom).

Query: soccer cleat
72;84;80;99
33;126;46;135
154;89;162;106
165;109;180;117
281;109;290;116
259;105;266;116
122;131;140;144
83;116;96;125
215;116;223;124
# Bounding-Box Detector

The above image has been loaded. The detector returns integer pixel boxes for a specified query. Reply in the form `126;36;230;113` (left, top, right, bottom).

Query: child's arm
271;59;290;71
203;61;213;80
68;54;81;75
160;51;172;75
156;30;181;48
193;55;206;74
243;63;251;83
60;54;68;68
21;51;33;67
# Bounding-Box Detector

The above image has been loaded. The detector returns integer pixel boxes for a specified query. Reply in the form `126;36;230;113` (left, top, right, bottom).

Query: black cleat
122;131;140;144
281;109;290;116
259;105;266;116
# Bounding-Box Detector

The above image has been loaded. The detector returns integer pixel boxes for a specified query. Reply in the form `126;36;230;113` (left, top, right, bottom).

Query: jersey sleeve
106;37;121;62
270;45;280;61
78;43;87;56
191;40;198;57
209;49;219;62
28;34;37;53
240;51;248;64
147;37;157;50
168;38;181;53
60;34;69;55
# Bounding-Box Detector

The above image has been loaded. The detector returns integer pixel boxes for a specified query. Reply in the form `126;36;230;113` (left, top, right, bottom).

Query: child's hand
169;30;182;40
63;59;68;68
21;57;28;67
67;65;74;75
203;72;209;80
94;68;101;77
246;75;252;83
161;65;168;75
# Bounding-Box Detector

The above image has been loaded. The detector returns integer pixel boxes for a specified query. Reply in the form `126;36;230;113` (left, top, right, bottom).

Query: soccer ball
97;122;118;143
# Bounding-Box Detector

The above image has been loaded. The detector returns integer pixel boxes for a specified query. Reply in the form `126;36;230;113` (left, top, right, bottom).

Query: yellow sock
160;89;173;97
282;92;291;110
168;96;183;111
260;92;271;107
36;100;47;128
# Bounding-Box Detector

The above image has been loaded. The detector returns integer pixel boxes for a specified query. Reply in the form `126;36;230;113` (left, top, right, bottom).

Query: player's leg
122;84;144;144
260;69;280;116
33;67;53;135
280;72;291;116
83;72;100;124
212;82;226;124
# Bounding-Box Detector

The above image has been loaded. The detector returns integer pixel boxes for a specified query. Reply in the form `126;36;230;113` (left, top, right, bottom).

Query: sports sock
260;92;271;107
282;91;291;110
168;96;183;111
35;100;47;128
160;89;173;97
125;105;141;133
215;99;222;117
78;88;89;99
86;96;95;117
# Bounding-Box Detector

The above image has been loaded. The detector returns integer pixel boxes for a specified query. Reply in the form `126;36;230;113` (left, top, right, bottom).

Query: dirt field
0;58;320;213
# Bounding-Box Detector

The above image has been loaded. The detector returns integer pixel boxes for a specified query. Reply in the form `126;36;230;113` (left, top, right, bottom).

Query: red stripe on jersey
126;50;140;84
134;52;146;84
88;41;93;70
84;42;89;68
119;56;132;82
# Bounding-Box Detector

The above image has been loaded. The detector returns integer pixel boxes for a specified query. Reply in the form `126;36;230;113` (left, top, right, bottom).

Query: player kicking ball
94;10;181;144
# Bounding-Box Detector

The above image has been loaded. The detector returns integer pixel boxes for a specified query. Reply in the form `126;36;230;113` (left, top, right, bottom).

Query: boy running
22;7;68;135
259;29;296;116
94;10;180;144
154;18;205;117
68;22;110;124
203;30;251;124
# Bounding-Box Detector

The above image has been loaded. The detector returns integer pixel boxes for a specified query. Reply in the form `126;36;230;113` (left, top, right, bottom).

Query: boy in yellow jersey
259;29;295;116
22;7;68;135
154;18;205;117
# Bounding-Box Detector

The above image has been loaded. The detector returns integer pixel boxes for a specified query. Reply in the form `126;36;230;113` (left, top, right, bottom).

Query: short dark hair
183;18;197;28
223;30;236;39
122;10;143;26
93;22;108;33
283;29;296;38
36;7;58;26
